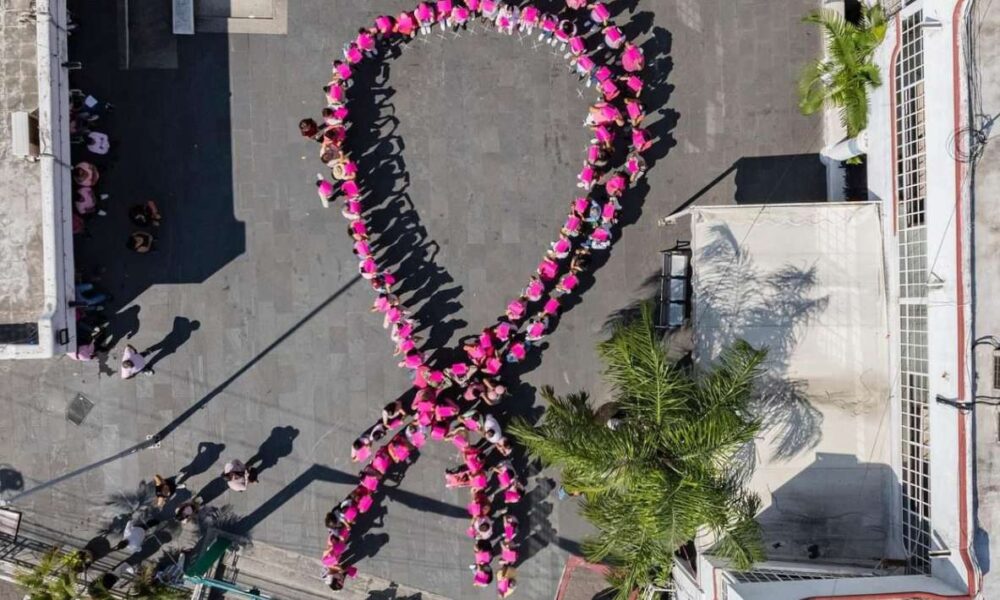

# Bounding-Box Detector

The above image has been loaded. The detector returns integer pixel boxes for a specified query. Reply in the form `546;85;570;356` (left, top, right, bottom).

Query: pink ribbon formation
310;1;650;595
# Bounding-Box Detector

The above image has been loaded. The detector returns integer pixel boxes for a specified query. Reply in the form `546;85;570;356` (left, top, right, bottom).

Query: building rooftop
0;1;44;329
690;202;895;563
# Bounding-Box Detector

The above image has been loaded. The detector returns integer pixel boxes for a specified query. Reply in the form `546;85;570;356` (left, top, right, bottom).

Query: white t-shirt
123;521;145;553
482;415;502;444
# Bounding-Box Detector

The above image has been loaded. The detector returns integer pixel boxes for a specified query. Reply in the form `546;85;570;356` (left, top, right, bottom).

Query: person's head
478;520;491;533
476;539;491;552
321;107;334;119
325;512;337;528
324;571;344;590
299;118;317;133
484;427;497;439
73;166;86;179
497;437;512;455
122;359;134;369
371;425;386;442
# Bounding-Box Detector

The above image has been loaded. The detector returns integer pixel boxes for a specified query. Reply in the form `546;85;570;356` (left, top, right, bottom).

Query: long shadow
247;426;300;476
143;316;201;370
67;0;244;316
176;442;227;486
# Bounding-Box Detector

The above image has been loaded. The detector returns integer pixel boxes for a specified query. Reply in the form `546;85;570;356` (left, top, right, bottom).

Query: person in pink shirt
382;399;406;428
434;397;460;420
482;356;502;375
325;82;345;104
626;151;647;183
464;447;485;471
566;0;587;8
505;341;527;363
523;275;545;302
405;422;428;448
622;42;644;72
68;340;96;361
316;178;334;208
554;19;576;49
436;0;453;27
332;60;352;83
360;465;381;492
551;236;572;259
622;74;644;96
342;199;362;221
447;5;469;29
351;436;372;462
387;436;412;463
577;164;596;190
504;481;523;504
497;565;517;597
525;316;549;341
480;0;499;21
473;539;492;565
625;97;645;126
502;513;518;541
494;322;513;342
120;344;149;378
566;36;587;62
556;269;581;294
344;43;363;65
471;563;493;587
601;199;619;224
374;15;395;36
499;539;518;565
575;54;596;80
538;13;558;41
464;0;480;13
600;77;620;101
399;351;424;370
519;5;539;32
470;517;492;540
356;28;376;56
415;2;435;35
371;448;392;474
592;124;615;149
589;2;611;26
467;491;490;517
469;470;488;491
537;257;559;280
606;172;627;198
506;297;527;321
543;297;561;315
395;11;417;37
631;127;652;153
603;24;624;49
588;224;612;250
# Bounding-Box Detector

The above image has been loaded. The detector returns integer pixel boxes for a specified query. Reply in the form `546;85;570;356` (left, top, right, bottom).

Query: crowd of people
67;88;164;374
303;0;650;595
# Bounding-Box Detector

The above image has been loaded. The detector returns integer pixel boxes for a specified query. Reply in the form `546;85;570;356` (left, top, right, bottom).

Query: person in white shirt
120;344;151;379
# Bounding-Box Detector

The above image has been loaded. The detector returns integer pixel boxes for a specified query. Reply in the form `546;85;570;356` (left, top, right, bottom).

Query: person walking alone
120;344;152;379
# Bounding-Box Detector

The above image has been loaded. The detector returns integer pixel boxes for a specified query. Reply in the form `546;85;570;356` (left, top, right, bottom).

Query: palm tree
798;3;887;138
15;547;86;600
510;302;767;598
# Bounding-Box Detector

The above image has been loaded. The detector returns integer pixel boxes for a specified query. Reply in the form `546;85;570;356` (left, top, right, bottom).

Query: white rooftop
690;202;895;563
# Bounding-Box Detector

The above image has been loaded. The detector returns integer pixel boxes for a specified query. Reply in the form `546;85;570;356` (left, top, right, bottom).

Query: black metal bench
656;241;691;330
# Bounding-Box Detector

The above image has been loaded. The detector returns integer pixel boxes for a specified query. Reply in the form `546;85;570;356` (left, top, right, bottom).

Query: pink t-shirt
504;522;516;541
591;3;610;22
396;12;416;34
578;165;595;184
317;180;334;199
554;238;571;254
623;46;644;72
595;125;614;145
538;259;558;280
501;546;517;563
627;156;643;175
342;180;360;198
504;488;522;504
625;75;643;94
436;0;453;18
358;493;374;512
357;32;375;51
560;273;579;291
416;2;435;23
451;6;469;21
569;36;586;55
526;280;544;299
361;474;379;491
521;6;539;22
606;175;626;196
509;342;526;361
573;197;589;214
544;298;560;315
375;15;394;33
602;202;618;220
528;322;545;338
594;65;612;82
479;331;493;350
335;62;352;80
604;26;624;46
471;472;488;489
473;570;491;585
345;46;363;64
372;452;390;473
327;84;345;104
600;79;620;100
354;240;371;257
632;128;650;150
577;55;595;73
484;357;502;375
475;548;491;564
564;215;581;233
626;99;644;121
600;104;621;122
350;221;367;236
342;504;358;522
450;362;469;377
507;299;526;319
592;227;610;242
495;322;512;341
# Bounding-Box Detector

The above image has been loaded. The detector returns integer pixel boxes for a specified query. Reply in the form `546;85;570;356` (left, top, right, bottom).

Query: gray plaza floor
0;1;824;598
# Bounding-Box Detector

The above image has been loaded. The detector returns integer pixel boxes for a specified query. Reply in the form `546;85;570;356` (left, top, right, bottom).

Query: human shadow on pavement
143;316;202;370
176;442;227;486
248;426;301;477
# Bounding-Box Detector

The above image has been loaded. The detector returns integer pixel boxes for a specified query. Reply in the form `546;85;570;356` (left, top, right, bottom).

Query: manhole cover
66;393;94;425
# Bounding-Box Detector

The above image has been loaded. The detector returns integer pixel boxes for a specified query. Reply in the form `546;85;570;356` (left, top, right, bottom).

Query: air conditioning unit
10;110;40;159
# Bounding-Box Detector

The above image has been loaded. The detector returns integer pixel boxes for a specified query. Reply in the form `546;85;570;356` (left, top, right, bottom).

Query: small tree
15;547;86;600
511;302;767;598
798;3;887;138
127;565;187;600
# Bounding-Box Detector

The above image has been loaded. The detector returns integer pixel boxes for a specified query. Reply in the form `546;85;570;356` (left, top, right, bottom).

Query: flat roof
691;202;895;563
0;4;44;326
